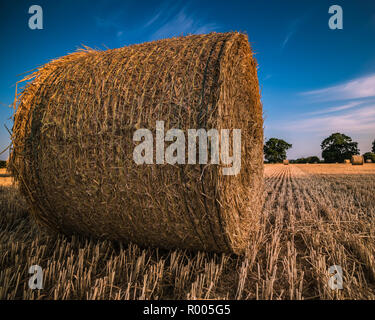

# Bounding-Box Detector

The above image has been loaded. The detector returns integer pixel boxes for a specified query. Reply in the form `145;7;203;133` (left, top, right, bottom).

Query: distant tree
0;160;6;168
307;156;320;163
264;138;292;163
363;152;375;163
372;139;375;153
321;133;359;163
290;156;320;164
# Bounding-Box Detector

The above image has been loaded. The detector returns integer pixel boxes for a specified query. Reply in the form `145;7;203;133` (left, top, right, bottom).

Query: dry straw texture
351;155;364;166
283;160;289;165
9;32;264;255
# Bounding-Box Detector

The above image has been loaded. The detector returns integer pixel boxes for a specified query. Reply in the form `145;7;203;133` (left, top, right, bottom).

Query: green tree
264;138;292;163
291;156;320;164
363;152;375;163
321;133;359;163
372;139;375;153
308;156;320;163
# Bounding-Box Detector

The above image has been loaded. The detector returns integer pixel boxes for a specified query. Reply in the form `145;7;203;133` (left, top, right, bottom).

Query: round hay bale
366;159;372;163
9;32;264;254
344;159;350;164
351;155;364;165
283;160;289;165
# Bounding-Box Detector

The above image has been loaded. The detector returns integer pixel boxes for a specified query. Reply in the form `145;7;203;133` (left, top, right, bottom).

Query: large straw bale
283;160;289;165
9;32;264;254
351;155;364;165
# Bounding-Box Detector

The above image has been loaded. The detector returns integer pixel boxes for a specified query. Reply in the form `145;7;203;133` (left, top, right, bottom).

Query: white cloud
94;14;126;40
144;11;162;28
149;8;219;40
94;16;118;29
281;31;294;49
94;2;218;42
269;74;375;158
306;101;363;115
280;16;306;50
302;74;375;101
281;105;375;134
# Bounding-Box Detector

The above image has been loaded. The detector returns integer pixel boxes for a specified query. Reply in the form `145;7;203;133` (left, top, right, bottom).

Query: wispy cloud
281;17;305;50
142;0;178;29
148;6;219;40
94;16;119;29
272;74;375;157
94;14;125;40
93;2;219;43
263;74;273;81
306;101;363;115
144;11;162;28
279;105;375;134
302;74;375;101
281;30;295;49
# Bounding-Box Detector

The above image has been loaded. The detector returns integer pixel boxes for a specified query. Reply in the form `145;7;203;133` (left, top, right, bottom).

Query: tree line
264;133;375;164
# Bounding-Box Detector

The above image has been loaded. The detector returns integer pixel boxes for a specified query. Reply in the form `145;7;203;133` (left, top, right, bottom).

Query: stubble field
1;164;375;299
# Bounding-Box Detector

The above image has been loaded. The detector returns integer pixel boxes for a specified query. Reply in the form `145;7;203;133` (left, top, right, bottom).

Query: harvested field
0;169;13;187
1;163;375;300
288;163;375;175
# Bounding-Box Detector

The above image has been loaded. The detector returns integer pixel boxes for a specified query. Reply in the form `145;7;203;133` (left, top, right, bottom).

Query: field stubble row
0;164;375;299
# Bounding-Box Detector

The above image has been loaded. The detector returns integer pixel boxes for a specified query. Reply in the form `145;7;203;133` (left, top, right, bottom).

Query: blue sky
1;0;375;159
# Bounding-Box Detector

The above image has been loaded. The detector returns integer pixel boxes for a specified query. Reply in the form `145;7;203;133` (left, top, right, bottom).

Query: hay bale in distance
366;159;372;163
9;32;264;254
351;155;364;165
344;159;351;164
283;160;289;165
